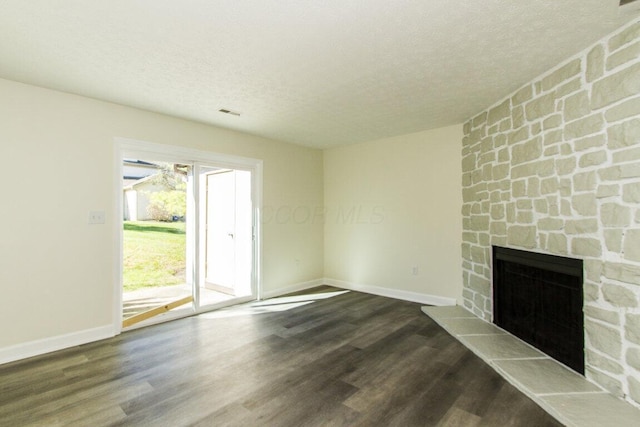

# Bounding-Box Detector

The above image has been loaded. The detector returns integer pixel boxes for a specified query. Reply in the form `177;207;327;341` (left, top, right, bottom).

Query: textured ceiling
0;1;637;148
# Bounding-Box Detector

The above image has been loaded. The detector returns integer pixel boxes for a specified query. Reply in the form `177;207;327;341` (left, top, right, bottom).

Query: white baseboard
0;325;115;365
324;278;457;306
260;278;325;300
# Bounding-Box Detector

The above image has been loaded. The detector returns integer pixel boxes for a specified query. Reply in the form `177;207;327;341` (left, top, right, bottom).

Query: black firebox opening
493;246;584;374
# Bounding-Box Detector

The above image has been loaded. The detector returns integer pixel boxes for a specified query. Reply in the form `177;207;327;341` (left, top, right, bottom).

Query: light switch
88;211;106;224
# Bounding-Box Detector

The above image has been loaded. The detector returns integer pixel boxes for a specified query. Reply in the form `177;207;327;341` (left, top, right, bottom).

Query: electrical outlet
412;266;419;276
88;211;106;224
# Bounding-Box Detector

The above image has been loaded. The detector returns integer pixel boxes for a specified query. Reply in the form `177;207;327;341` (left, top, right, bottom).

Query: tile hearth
422;305;640;427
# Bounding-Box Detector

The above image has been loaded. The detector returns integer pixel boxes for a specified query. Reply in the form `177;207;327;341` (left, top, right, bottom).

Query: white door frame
113;138;263;334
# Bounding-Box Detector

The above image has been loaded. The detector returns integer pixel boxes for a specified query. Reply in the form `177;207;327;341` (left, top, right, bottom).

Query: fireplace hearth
493;246;584;374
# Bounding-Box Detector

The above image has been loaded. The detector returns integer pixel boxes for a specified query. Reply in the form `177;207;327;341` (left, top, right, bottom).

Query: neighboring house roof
123;178;141;187
123;159;157;167
123;173;161;190
123;159;161;182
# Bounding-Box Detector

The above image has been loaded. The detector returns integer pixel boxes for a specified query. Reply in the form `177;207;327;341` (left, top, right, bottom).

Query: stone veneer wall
461;20;640;407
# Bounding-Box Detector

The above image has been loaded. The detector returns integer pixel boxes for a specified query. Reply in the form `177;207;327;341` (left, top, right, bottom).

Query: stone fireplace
493;246;584;374
461;20;640;407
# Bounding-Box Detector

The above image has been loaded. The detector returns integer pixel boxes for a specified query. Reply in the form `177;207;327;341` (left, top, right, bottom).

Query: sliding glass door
197;166;254;307
118;142;259;329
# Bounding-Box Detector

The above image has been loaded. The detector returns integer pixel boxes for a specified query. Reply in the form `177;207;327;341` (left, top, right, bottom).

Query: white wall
324;125;463;304
0;78;324;351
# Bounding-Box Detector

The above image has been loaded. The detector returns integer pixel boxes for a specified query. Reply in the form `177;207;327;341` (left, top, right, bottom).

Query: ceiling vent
219;108;241;117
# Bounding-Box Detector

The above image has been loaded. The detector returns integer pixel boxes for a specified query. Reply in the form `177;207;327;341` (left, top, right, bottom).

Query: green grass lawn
123;221;186;292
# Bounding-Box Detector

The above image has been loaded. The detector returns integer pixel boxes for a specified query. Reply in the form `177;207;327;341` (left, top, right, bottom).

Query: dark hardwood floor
0;286;563;426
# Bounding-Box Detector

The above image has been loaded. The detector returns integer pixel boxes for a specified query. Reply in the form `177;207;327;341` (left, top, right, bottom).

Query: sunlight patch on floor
199;290;351;319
